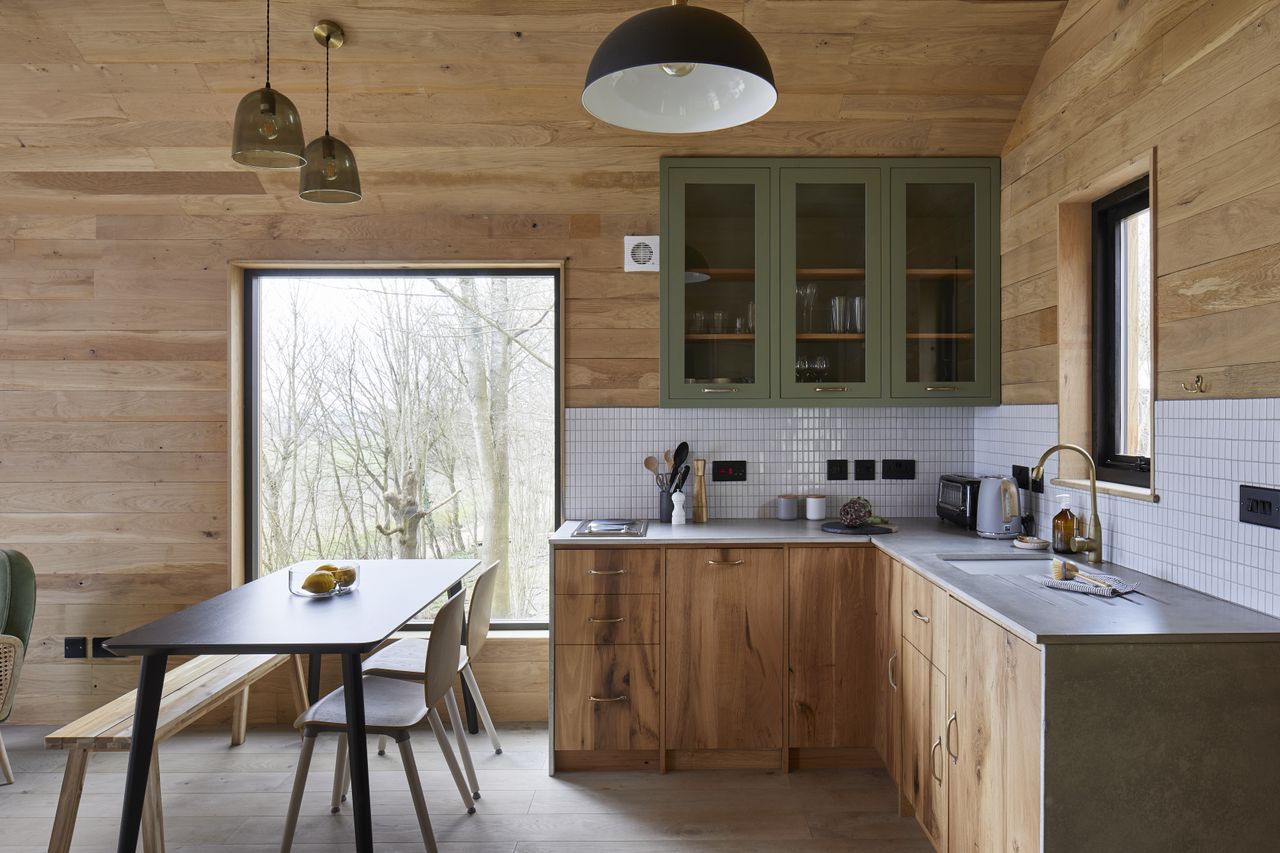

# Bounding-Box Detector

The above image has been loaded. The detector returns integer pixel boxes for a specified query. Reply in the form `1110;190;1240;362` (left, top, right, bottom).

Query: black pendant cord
265;0;271;89
324;39;330;135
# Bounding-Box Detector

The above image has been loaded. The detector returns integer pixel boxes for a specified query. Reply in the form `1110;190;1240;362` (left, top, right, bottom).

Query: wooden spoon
643;456;661;477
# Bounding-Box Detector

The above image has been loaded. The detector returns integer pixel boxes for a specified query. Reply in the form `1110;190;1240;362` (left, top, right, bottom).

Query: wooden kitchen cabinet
947;598;1042;853
665;547;786;764
554;644;659;752
902;566;949;670
873;551;903;784
787;546;877;758
902;642;948;851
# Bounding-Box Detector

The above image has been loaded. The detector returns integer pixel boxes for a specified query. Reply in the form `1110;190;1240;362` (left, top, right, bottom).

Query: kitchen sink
941;554;1055;576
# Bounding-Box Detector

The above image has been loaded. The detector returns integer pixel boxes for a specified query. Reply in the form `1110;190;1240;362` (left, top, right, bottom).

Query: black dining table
105;558;481;853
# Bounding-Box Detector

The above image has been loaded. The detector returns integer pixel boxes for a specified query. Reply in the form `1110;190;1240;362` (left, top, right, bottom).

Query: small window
1092;177;1153;488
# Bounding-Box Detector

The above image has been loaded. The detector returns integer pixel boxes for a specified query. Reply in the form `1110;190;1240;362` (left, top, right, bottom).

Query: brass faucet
1031;443;1103;564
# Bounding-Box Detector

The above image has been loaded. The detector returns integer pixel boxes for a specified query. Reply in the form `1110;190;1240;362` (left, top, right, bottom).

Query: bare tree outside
256;273;557;622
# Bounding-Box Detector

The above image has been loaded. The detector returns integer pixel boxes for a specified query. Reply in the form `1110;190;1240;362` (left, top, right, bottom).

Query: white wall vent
624;236;659;271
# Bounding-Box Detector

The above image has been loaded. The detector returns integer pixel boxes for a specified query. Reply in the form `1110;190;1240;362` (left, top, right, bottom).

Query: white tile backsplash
565;397;1280;618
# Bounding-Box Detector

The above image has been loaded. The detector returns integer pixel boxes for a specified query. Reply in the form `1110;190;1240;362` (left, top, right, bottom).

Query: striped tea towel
1037;572;1138;597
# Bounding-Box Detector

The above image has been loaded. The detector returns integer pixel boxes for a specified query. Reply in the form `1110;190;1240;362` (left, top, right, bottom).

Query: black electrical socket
64;637;87;659
1012;464;1031;490
826;459;849;481
1240;485;1280;530
711;460;746;482
883;459;916;480
91;637;117;658
854;459;876;481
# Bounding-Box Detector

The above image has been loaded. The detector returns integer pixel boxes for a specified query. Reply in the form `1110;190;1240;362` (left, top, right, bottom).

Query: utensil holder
659;490;674;523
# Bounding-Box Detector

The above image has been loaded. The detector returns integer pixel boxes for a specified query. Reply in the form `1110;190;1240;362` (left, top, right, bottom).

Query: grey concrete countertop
550;517;1280;645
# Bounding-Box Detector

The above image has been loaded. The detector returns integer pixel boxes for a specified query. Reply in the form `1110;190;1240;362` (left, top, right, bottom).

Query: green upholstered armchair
1;548;36;784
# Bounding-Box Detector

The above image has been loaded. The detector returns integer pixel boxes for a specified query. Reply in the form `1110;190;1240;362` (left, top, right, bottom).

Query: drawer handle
706;559;745;566
702;387;739;393
588;695;628;703
587;616;625;623
888;651;898;690
946;712;958;765
926;386;958;392
930;736;944;784
588;569;626;575
911;608;931;624
814;386;848;392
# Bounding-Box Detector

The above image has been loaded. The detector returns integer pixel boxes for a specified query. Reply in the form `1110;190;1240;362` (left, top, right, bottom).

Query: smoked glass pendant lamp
231;0;306;168
299;21;362;204
582;0;777;134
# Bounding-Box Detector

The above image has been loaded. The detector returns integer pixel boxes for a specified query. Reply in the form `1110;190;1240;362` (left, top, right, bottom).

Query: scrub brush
1050;558;1113;589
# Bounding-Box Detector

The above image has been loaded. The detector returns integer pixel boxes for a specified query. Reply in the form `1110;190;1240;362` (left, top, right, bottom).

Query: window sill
1050;478;1160;503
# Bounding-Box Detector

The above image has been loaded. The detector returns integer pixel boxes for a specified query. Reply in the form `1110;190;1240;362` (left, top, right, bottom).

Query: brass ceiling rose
313;20;345;49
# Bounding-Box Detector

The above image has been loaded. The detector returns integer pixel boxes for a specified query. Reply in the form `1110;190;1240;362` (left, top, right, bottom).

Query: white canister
776;494;799;521
805;495;827;521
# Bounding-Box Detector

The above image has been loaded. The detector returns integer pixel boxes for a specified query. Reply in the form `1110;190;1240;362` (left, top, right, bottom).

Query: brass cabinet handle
588;569;625;575
888;651;898;690
588;695;628;703
814;386;848;392
930;736;944;784
587;616;625;623
911;608;931;623
945;712;958;765
926;386;958;392
702;387;739;393
706;559;745;566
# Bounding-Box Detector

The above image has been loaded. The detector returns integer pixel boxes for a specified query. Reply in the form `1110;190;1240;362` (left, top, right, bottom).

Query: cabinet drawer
554;644;659;751
555;548;660;595
902;565;949;670
555;594;659;645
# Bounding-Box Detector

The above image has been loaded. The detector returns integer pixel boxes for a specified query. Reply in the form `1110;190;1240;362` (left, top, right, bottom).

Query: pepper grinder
691;459;708;523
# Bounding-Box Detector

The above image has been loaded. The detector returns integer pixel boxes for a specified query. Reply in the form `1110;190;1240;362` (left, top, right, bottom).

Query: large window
1092;177;1153;488
244;269;559;626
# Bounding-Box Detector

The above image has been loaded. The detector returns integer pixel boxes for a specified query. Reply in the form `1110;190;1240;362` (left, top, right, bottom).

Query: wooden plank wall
0;0;1066;724
1000;0;1280;402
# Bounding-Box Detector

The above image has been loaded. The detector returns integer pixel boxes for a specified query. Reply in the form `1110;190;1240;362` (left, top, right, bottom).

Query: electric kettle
976;475;1023;539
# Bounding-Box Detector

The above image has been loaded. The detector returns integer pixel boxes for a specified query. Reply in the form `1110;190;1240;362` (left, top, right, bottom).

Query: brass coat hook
1181;374;1207;394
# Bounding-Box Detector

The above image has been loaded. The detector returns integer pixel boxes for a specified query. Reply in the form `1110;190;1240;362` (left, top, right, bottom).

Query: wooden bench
44;653;308;853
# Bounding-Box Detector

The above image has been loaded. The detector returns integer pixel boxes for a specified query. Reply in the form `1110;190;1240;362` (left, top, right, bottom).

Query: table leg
340;652;374;853
447;580;480;735
308;653;322;704
116;653;167;853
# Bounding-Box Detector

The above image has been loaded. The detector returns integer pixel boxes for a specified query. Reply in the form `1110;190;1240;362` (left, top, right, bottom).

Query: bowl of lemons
289;563;359;598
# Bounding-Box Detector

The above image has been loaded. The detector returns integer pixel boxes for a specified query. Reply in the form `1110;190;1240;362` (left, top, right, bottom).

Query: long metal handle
911;608;931;624
587;616;625;623
588;695;628;703
706;559;745;566
930;736;944;783
588;569;625;575
926;386;958;392
814;386;848;392
888;651;898;690
702;387;739;393
945;712;958;765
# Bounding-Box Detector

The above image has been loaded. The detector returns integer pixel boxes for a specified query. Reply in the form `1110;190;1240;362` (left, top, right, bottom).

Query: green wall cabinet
660;158;1000;407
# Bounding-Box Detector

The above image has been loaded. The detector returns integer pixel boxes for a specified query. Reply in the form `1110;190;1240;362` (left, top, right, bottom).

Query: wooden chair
0;548;36;785
282;591;467;853
366;560;505;788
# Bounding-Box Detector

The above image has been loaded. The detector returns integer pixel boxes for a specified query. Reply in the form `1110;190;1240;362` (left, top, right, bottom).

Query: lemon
331;566;358;587
301;570;337;594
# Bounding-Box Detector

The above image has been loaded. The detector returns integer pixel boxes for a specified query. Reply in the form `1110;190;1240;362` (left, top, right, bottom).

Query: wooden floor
0;723;930;852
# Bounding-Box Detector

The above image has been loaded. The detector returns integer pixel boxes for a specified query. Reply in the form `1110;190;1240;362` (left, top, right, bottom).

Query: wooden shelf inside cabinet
685;333;755;341
905;333;976;340
796;333;866;341
686;267;867;282
905;268;974;278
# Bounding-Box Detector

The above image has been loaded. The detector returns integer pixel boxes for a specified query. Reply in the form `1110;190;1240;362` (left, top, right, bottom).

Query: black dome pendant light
299;21;362;204
582;0;777;134
231;0;306;167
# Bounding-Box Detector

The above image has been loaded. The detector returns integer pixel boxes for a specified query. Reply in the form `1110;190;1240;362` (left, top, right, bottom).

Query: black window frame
242;266;561;631
1091;176;1152;489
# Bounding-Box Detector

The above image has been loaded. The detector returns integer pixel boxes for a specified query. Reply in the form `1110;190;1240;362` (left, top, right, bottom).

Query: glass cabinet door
663;168;771;401
779;168;881;399
889;167;995;399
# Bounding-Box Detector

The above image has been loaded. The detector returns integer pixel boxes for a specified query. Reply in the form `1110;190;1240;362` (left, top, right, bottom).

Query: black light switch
854;460;876;481
883;459;916;480
64;637;87;659
712;460;746;482
826;459;848;481
1241;485;1280;529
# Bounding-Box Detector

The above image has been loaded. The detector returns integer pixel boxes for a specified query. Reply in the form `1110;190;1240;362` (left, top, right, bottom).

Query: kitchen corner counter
550;517;1280;646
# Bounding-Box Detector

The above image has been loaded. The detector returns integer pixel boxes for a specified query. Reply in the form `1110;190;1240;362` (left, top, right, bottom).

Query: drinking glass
830;296;849;333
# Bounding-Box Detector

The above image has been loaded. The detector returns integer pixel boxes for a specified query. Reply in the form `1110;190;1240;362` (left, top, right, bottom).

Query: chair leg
443;687;480;800
230;685;250;747
281;732;317;853
330;734;348;814
461;663;503;754
141;752;165;853
377;735;388;756
289;655;310;719
48;748;90;853
395;734;439;853
0;729;13;785
427;707;476;814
